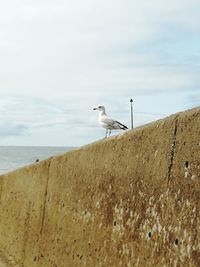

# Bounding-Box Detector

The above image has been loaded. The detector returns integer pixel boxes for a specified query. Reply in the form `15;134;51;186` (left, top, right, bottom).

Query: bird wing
100;115;128;130
116;121;128;130
101;115;116;127
101;116;122;129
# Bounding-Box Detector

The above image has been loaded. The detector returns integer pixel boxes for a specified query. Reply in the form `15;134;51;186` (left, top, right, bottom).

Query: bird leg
109;129;111;136
105;129;108;138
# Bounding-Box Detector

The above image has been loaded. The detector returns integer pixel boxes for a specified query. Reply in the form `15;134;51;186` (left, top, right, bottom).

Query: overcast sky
0;0;199;146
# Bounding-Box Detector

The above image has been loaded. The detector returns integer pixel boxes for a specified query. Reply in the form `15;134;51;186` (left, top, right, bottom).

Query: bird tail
117;121;128;130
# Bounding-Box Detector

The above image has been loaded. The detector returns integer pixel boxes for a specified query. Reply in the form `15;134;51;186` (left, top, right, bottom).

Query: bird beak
93;107;97;110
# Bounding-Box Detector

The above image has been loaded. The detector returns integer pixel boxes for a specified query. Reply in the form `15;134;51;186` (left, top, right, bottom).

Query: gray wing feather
101;115;128;130
101;116;116;126
101;116;123;129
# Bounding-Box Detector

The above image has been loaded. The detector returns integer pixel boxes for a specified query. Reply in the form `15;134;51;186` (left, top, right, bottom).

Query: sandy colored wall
0;107;199;267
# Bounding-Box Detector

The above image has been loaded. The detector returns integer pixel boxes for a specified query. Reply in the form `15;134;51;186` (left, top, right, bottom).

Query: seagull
93;105;128;138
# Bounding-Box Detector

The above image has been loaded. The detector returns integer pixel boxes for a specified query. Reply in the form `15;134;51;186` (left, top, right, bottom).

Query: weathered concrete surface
0;250;15;267
0;107;199;267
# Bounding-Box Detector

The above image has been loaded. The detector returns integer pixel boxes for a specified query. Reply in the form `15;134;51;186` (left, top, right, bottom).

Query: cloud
0;95;98;138
0;1;199;145
186;93;200;107
0;122;28;137
0;0;199;99
0;96;66;135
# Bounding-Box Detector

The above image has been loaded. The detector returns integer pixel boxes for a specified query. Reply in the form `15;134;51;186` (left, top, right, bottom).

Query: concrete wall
0;107;199;267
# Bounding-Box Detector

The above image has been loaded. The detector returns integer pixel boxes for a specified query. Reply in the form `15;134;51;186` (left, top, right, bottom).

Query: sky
0;0;199;147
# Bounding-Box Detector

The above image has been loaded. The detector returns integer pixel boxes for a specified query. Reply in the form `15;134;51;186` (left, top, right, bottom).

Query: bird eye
98;106;102;108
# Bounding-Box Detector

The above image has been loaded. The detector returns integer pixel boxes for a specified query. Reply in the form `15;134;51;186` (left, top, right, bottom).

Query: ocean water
0;146;74;175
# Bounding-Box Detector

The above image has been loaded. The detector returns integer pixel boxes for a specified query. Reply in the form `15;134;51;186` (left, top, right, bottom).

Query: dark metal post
130;98;133;129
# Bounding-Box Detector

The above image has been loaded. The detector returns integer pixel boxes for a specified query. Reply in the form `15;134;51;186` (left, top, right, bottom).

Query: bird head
93;105;105;111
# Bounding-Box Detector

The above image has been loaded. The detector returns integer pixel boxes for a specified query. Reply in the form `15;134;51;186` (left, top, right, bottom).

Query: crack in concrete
0;177;5;206
22;201;32;263
167;116;179;183
40;160;52;236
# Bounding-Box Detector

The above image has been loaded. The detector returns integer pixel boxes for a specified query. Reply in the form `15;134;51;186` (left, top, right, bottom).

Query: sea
0;146;75;175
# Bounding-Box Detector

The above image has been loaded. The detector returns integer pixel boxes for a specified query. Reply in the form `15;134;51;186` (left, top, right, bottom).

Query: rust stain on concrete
0;107;199;267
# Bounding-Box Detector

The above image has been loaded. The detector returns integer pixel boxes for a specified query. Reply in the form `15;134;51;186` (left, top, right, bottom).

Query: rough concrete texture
0;107;199;267
0;249;15;267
